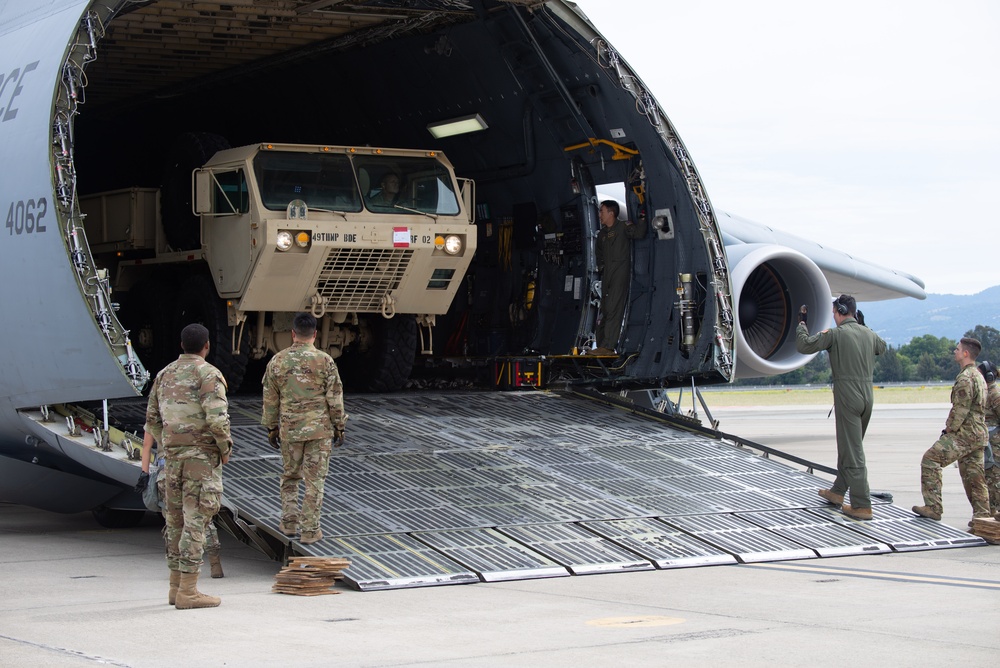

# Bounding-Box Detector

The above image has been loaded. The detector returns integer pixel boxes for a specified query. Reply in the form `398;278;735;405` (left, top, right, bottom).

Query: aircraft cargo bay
36;389;980;591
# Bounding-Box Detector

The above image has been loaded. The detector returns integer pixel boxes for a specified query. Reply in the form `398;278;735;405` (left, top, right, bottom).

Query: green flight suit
595;217;647;350
796;317;886;508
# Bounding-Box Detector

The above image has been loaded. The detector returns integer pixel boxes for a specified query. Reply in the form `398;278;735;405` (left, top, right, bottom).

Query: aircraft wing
718;211;926;302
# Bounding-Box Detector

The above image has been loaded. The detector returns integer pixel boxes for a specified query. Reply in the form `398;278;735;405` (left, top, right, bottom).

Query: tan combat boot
168;570;181;605
818;489;844;506
841;504;872;520
208;550;224;579
175;571;221;609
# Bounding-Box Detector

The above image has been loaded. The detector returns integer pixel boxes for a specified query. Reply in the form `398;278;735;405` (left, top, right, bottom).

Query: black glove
856;309;865;326
134;471;150;493
333;426;345;448
267;427;280;449
797;305;808;324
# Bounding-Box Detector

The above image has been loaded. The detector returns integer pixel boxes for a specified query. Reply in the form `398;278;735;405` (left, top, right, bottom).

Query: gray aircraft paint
0;0;926;514
1;0;137;413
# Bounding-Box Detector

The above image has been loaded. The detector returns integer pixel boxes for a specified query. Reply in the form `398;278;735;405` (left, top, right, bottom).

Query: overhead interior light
427;113;488;139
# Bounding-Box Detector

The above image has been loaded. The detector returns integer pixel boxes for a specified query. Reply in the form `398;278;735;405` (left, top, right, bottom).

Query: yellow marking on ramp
586;616;685;628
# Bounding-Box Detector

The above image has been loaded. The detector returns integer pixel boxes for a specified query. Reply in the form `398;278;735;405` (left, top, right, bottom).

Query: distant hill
857;285;1000;346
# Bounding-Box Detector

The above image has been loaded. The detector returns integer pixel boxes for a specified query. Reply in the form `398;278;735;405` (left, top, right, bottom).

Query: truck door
202;168;253;297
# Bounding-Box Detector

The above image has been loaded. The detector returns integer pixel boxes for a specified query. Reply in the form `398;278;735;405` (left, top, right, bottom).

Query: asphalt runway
1;401;997;667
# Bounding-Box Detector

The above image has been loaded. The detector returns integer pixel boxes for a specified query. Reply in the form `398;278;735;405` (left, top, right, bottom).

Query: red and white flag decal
393;227;410;248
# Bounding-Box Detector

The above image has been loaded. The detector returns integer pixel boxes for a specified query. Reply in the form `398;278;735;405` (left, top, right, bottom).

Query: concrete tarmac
1;401;998;667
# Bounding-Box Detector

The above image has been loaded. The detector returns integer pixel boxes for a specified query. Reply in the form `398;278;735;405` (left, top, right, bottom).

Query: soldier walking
137;431;225;578
145;323;233;609
913;337;991;522
262;313;347;545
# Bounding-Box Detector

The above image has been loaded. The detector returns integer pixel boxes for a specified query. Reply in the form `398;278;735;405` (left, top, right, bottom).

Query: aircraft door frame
571;157;601;350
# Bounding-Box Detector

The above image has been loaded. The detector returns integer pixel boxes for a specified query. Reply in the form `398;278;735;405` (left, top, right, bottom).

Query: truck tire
161;132;230;251
341;315;417;392
174;274;250;392
120;279;177;379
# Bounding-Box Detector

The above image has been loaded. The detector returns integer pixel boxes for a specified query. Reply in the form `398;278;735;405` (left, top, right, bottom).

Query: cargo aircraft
0;1;924;520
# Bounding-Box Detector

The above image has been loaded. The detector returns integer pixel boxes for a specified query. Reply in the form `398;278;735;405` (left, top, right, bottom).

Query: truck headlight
276;231;293;251
444;234;463;255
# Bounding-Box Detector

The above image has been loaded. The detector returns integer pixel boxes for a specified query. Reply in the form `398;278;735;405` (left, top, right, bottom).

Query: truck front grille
315;248;412;312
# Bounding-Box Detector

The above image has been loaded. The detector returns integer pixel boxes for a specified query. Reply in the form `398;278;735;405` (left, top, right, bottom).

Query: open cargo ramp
107;391;983;591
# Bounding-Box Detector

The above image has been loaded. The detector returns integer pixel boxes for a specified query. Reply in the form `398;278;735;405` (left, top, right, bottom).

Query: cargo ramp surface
25;391;982;591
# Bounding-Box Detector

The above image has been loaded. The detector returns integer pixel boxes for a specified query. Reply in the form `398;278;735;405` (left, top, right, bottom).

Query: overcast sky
573;0;999;296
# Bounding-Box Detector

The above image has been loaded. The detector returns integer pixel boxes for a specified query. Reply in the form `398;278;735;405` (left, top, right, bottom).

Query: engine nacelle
727;244;832;378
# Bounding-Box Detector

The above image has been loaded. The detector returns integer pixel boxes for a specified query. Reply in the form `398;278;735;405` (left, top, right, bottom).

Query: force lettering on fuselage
0;61;40;123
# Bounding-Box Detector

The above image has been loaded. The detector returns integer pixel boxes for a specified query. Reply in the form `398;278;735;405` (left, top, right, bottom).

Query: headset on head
979;360;998;384
833;296;849;316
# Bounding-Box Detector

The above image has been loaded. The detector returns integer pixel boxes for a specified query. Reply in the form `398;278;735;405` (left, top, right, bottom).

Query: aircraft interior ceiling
72;0;729;389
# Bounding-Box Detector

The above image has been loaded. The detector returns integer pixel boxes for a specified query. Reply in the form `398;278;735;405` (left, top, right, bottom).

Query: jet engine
727;244;832;378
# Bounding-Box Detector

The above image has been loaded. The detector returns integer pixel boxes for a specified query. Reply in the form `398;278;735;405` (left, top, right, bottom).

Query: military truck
81;138;477;392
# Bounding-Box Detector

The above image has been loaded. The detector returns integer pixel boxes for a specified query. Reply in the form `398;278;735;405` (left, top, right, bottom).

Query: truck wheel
120;279;177;378
161;132;230;251
341;315;417;392
174;274;250;392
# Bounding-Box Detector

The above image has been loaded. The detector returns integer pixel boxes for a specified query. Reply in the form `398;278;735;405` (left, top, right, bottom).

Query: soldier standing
137;431;224;579
262;312;347;545
591;199;646;356
913;337;991;522
977;360;1000;517
145;323;232;609
796;295;886;520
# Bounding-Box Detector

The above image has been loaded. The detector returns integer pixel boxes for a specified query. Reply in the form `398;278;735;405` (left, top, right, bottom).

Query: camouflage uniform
983;379;1000;515
262;341;347;535
919;364;990;518
796;317;887;508
595;217;647;351
146;354;232;574
154;451;221;555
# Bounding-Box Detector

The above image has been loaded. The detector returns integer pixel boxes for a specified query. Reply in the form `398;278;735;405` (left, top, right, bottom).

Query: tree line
735;325;1000;386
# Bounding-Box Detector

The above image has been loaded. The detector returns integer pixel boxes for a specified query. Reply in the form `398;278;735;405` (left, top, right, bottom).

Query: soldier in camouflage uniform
262;312;347;545
978;360;1000;517
590;199;647;355
913;337;990;522
137;431;224;579
145;323;233;609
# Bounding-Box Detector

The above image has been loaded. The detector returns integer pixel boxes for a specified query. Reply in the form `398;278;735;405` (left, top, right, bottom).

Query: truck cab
83;142;477;392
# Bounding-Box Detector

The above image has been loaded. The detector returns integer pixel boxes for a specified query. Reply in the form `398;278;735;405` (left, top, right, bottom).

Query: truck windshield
255;152;362;212
355;155;460;216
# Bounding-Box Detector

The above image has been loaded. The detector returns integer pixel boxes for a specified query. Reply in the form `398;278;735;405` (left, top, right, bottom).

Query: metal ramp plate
299;532;480;591
737;509;891;557
806;504;987;551
413;528;569;581
103;392;986;590
664;513;817;563
580;518;738;568
497;523;654;575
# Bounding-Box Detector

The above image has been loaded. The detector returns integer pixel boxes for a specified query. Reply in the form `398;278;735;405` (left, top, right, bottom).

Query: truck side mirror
193;170;212;214
459;178;476;224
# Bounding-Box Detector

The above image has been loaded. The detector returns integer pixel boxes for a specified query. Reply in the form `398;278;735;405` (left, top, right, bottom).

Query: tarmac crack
0;633;133;667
